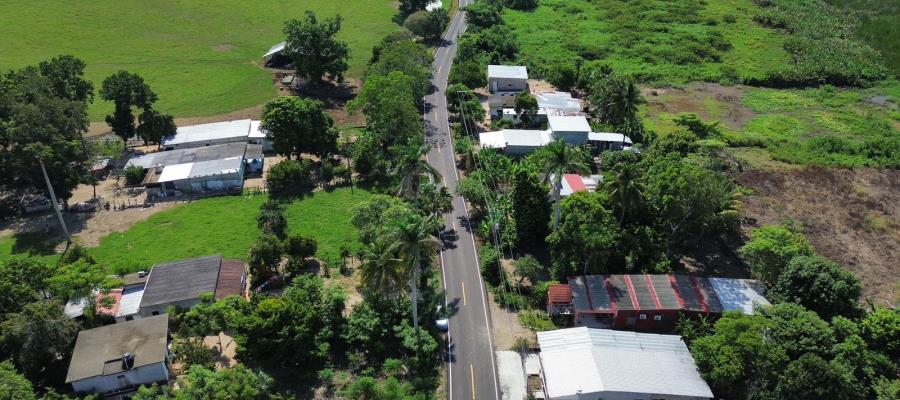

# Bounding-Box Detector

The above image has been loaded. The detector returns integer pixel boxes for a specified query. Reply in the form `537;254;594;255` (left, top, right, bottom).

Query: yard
0;187;373;274
0;0;401;120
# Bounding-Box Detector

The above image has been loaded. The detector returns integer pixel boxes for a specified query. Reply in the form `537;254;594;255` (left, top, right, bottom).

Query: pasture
0;0;400;120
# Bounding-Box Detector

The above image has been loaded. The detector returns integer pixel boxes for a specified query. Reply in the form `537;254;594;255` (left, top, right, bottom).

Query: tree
257;199;287;239
757;303;835;359
124;164;145;185
283;11;350;83
349;72;422;150
403;11;432;40
248;234;282;287
342;376;417;400
770;255;861;320
511;168;549;248
602;162;645;226
464;2;503;29
284;234;317;261
1;57;93;205
649;129;700;156
176;365;273;400
352;194;417;246
673;113;721;139
399;0;429;15
358;239;404;297
426;8;450;41
513;255;545;285
171;337;217;372
45;259;112;302
774;353;855;400
642;154;740;258
0;258;52;315
0;301;79;379
99;71;158;146
534;140;590;228
450;59;488;89
514;92;539;127
860;307;900;360
394;143;441;201
136;108;176;146
739;224;814;285
365;39;432;101
447;84;484;128
546;192;621;279
387;213;439;329
233;275;345;370
691;312;788;399
0;361;36;400
343;294;410;362
266;159;314;196
416;182;453;216
261;97;337;159
586;73;644;138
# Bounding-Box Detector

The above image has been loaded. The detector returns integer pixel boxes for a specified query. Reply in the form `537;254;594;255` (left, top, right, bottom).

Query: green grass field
0;187;372;273
0;0;400;120
503;0;789;85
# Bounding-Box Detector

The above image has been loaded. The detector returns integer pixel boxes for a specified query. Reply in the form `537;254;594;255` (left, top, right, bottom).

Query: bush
770;255;861;320
124;165;145;186
267;159;314;196
518;310;556;331
480;244;501;286
248;234;283;286
739;224;813;285
450;59;488;89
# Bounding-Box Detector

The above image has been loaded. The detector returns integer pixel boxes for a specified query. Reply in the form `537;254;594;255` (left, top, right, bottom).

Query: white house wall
71;362;168;394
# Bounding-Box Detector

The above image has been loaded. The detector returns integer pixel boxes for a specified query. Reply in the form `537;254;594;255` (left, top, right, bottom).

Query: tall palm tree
604;163;645;226
394;143;441;201
358;239;404;297
535;140;590;228
387;213;440;329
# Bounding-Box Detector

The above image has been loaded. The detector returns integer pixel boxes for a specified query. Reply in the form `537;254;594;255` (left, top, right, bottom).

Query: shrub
124;165;145;186
518;310;556;331
769;255;861;320
480;244;501;286
739;224;813;285
267;159;314;196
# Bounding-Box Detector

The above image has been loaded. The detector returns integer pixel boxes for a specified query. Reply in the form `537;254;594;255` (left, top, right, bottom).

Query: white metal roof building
161;119;255;150
535;92;582;115
488;65;528;80
537;328;714;400
547;115;591;134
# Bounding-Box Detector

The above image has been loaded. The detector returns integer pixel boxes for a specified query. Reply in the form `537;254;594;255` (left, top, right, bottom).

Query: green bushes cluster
749;0;887;87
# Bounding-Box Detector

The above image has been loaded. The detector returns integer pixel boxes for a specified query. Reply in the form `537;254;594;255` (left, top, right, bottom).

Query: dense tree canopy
546;192;621;279
739;224;814;285
100;70;173;146
0;361;36;400
284;11;350;83
261;96;337;159
511;167;549;248
0;301;78;380
349;72;422;151
770;255;862;320
365;40;432;104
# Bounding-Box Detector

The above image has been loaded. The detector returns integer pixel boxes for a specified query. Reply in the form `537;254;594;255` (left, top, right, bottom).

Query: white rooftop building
480;115;632;155
537;328;714;400
488;65;528;94
161;119;269;150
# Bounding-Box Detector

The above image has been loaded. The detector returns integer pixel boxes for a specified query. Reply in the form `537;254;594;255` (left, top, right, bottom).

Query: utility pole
39;159;71;245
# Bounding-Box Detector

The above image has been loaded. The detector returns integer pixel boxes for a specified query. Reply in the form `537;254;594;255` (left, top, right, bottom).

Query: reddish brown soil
738;167;900;306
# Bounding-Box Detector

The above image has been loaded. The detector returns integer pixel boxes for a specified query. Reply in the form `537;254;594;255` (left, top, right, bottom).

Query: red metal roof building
547;274;769;331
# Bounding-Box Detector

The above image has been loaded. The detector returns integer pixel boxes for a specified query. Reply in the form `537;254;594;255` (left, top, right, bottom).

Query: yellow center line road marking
470;364;476;400
461;281;468;306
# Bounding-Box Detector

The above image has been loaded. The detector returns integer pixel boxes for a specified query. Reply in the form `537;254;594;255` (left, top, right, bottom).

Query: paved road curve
424;2;501;399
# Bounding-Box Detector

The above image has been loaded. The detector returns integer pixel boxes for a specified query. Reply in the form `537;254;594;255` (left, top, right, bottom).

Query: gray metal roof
126;142;247;169
139;255;221;308
534;92;582;113
188;157;242;179
65;315;168;383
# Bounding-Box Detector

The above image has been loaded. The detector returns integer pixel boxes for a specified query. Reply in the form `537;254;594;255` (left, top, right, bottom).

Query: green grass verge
0;187;372;273
503;0;789;85
0;0;401;120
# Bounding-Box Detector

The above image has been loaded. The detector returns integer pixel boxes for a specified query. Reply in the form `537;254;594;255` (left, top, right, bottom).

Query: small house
65;315;170;395
488;65;528;94
137;255;246;318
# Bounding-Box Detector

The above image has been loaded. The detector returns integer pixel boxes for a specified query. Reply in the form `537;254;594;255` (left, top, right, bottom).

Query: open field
503;0;789;85
0;0;400;120
641;81;900;167
738;165;899;305
0;187;372;273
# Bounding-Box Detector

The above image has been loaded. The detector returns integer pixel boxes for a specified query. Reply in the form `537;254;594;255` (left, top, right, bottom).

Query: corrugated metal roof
215;259;245;300
248;120;266;138
548;284;572;304
188;157;242;178
588;131;633;144
570;276;591;311
140;256;221;308
488;65;528;80
157;163;193;183
503;129;551;147
117;285;145;317
263;42;286;58
534;92;581;113
606;275;635;310
162;119;252;146
548;115;590;133
585;275;611;311
479;131;507;149
708;278;770;314
126;142;247;169
537;327;713;399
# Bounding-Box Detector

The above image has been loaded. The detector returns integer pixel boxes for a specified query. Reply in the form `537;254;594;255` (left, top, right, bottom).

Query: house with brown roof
547;274;769;331
65;315;170;395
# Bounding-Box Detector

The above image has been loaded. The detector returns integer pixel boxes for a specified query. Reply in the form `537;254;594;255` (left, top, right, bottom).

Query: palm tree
535;140;590;228
358;239;404;297
591;74;644;130
394;143;441;201
387;213;440;329
604;163;645;226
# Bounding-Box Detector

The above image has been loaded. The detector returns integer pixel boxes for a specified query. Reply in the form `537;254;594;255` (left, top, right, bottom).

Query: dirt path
738;166;900;306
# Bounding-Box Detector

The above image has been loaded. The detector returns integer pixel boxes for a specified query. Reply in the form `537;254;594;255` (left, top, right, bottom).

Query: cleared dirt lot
738;166;900;306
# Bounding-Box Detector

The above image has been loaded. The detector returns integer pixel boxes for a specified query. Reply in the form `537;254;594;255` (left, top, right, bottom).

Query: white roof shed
537;327;714;400
161;119;253;147
548;115;591;134
488;65;528;80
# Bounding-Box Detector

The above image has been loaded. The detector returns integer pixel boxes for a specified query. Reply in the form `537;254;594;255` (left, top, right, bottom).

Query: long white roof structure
161;119;254;147
488;65;528;80
537;327;713;400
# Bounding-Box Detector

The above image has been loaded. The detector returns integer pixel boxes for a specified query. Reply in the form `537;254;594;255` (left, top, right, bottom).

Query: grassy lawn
0;0;401;120
503;0;788;85
0;187;372;273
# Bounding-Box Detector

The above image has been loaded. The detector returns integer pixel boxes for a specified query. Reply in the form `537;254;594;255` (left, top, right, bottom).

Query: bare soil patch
643;83;755;130
738;167;900;306
487;291;535;351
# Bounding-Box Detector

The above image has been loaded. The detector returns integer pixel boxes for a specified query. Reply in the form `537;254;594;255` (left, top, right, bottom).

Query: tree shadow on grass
9;231;64;257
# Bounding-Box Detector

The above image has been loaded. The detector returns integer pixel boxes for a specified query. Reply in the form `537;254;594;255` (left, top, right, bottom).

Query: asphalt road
424;2;501;399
